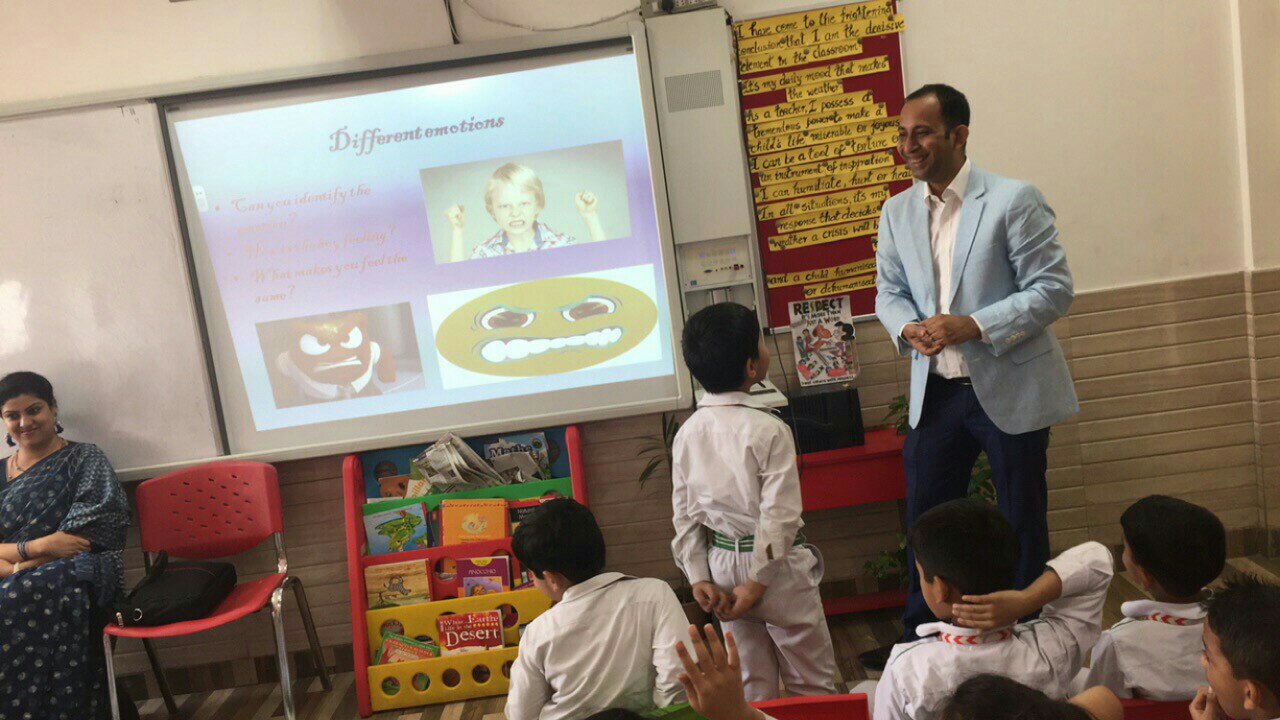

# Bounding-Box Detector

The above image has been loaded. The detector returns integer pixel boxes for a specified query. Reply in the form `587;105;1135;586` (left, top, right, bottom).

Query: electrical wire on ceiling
460;0;640;32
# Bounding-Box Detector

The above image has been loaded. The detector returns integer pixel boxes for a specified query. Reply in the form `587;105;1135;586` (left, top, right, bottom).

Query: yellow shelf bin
366;588;552;711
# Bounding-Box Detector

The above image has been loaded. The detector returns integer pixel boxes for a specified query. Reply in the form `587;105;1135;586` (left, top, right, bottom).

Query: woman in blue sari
0;371;131;720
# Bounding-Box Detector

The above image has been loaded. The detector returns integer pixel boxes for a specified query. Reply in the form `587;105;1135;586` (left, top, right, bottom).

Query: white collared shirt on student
670;391;803;587
505;572;688;720
874;541;1115;720
1074;598;1208;701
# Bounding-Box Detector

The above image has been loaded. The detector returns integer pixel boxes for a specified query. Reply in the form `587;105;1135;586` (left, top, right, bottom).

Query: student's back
511;573;686;719
505;499;687;720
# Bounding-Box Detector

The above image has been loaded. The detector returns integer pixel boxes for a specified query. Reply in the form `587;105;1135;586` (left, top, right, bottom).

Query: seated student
872;499;1114;720
1076;495;1225;700
506;499;689;720
942;674;1123;720
586;624;778;720
1191;577;1280;720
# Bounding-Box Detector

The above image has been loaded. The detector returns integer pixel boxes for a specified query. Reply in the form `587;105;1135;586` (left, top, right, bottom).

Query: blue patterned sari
0;442;131;720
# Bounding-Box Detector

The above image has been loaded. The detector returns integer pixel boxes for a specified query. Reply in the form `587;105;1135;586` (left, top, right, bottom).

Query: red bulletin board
734;1;912;328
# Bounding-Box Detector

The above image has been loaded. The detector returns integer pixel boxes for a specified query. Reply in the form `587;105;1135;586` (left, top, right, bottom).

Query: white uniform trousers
709;543;837;700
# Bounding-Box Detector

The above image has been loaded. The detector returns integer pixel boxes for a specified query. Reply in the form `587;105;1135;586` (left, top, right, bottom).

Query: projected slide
171;52;676;432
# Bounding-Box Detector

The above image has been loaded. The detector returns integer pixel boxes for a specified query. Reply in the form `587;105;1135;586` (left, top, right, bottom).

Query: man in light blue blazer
862;84;1079;669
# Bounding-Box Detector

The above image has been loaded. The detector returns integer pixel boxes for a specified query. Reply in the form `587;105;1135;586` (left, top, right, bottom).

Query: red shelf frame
342;425;587;717
799;428;908;615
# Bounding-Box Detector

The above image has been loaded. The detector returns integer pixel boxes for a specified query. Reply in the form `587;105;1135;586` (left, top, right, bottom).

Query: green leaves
636;412;682;488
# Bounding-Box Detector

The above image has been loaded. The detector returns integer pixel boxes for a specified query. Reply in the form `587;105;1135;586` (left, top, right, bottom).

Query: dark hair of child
1121;495;1225;598
908;498;1019;596
940;674;1093;720
680;302;761;394
1204;576;1280;702
511;498;606;585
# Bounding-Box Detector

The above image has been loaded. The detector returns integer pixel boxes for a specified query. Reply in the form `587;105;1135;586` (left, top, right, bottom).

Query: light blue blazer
874;165;1079;435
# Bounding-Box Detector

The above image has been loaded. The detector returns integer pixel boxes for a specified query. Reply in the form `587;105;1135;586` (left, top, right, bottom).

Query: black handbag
113;551;237;627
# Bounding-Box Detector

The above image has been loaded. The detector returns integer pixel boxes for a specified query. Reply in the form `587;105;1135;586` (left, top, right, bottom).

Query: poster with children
788;296;859;387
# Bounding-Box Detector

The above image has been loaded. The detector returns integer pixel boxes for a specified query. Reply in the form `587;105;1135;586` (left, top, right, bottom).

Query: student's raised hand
574;190;599;216
445;203;466;229
719;580;766;622
692;581;729;615
675;624;766;720
950;589;1032;630
1190;687;1227;720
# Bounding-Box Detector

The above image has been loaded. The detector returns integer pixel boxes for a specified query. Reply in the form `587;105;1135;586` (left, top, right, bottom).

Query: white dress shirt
898;160;988;379
505;572;688;720
874;542;1115;720
671;392;803;586
1075;599;1208;701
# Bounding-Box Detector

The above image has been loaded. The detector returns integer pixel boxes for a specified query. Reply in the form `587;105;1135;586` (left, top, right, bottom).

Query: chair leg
103;634;122;720
143;638;179;716
270;586;296;720
288;575;332;691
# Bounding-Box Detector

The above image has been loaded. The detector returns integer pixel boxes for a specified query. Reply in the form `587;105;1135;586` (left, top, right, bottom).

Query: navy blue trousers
900;374;1051;640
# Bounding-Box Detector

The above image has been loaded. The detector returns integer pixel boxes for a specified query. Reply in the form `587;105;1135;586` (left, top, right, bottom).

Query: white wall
1233;0;1280;271
0;0;1257;291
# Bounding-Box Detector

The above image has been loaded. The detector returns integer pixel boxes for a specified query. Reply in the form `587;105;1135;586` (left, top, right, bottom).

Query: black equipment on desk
778;386;865;454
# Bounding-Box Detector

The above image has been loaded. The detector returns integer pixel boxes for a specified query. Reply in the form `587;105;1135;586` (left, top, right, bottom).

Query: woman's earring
5;434;13;447
55;421;64;434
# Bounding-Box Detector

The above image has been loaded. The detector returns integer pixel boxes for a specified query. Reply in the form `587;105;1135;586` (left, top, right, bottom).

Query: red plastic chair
751;693;870;720
1121;699;1193;720
102;461;330;720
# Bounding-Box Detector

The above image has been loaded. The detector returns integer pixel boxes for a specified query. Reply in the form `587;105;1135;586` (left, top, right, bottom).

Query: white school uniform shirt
505;572;688;720
670;391;803;586
1076;599;1207;701
895;160;990;379
874;542;1115;720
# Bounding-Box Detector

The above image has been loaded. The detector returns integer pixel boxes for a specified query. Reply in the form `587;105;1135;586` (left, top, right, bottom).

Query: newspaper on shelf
409;433;507;494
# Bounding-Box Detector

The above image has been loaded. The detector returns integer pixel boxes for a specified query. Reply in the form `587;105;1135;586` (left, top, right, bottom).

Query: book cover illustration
456;556;511;598
484;432;551;479
508;498;550;531
364;502;432;555
376;633;440;664
365;560;432;609
788;296;860;387
440;499;508;546
437;610;504;655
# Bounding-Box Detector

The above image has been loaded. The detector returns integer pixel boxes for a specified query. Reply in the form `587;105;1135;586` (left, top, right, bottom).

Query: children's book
439;499;508;546
375;633;440;664
456;556;511;598
788;296;860;387
365;560;432;609
437;610;504;655
508;498;549;531
364;502;432;555
483;432;551;479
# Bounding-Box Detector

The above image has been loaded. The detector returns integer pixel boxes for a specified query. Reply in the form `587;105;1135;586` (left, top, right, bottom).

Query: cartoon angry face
437;276;658;377
288;312;373;385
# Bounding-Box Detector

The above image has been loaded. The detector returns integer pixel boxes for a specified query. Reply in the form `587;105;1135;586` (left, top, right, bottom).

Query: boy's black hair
1204;576;1280;700
908;498;1018;596
941;674;1092;720
585;711;646;720
0;371;56;409
511;498;605;585
680;302;760;393
905;83;971;134
1122;495;1225;598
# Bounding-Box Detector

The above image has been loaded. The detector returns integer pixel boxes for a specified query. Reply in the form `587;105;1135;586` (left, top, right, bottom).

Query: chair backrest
751;693;869;720
135;461;283;560
1121;699;1193;720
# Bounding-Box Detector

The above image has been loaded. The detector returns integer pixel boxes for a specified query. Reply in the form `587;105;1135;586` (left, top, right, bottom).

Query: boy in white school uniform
1075;495;1225;700
670;302;837;701
506;499;689;720
871;498;1114;720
